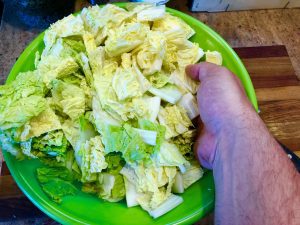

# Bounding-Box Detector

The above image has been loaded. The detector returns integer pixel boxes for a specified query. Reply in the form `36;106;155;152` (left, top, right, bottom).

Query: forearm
213;111;300;225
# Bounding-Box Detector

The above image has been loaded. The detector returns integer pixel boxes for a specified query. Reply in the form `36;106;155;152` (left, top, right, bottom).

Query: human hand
186;62;256;169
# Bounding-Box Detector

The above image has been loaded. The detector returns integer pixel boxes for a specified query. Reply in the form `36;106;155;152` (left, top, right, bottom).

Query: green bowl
3;4;258;225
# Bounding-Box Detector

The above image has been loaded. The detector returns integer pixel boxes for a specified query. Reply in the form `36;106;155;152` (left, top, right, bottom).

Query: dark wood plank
255;86;300;101
1;161;10;176
0;175;23;199
243;57;300;88
234;45;289;59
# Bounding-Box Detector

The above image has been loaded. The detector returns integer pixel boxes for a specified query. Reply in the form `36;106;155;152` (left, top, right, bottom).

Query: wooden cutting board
0;45;300;222
234;45;300;153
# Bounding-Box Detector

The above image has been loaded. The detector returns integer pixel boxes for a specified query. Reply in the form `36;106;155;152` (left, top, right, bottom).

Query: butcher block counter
0;0;299;224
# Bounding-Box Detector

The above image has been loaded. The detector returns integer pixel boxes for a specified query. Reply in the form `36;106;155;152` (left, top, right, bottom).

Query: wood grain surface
234;46;300;152
0;45;299;224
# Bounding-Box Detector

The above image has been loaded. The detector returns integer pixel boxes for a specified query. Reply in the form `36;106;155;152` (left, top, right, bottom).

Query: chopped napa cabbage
80;136;108;182
51;79;85;120
158;105;193;139
97;153;126;201
75;116;97;167
92;95;122;133
0;95;47;130
126;3;153;12
81;6;107;40
135;31;166;75
137;5;165;22
172;130;197;161
182;162;204;189
0;71;45;102
148;71;170;88
82;33;106;76
138;119;166;152
172;172;184;194
128;165;177;212
80;77;93;110
20;139;36;158
0;130;23;158
205;50;223;65
0;70;47;130
126;96;161;122
178;93;199;119
120;149;185;218
144;96;161;122
62;116;97;168
149;84;182;104
64;38;86;53
93;77;128;122
121;165;168;198
60;73;82;86
153;141;190;173
105;152;126;175
98;173;126;202
37;166;75;183
103;58;119;77
43;15;84;56
149;194;183;219
133;128;157;146
59;149;81;176
105;22;149;57
163;40;204;73
61;119;80;150
132;57;152;93
101;124;152;165
16;107;61;142
124;177;140;207
81;4;130;45
44;38;84;59
46;14;85;38
164;28;189;50
152;13;195;39
86;136;108;173
31;130;69;157
18;130;71;162
177;41;204;68
112;67;142;101
100;4;131;26
162;42;178;72
82;32;97;55
76;53;93;86
121;53;132;69
37;167;77;203
37;55;79;87
41;178;77;204
169;69;199;94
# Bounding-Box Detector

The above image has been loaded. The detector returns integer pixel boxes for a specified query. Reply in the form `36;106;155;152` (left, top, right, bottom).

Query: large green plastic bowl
3;4;258;225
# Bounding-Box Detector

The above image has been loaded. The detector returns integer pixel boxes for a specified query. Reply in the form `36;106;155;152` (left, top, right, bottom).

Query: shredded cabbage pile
0;3;222;218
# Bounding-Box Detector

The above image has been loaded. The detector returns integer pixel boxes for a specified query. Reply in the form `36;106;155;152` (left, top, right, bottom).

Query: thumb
194;127;218;169
186;62;224;82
